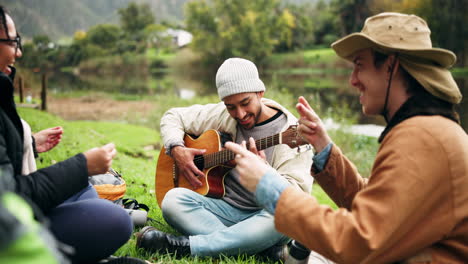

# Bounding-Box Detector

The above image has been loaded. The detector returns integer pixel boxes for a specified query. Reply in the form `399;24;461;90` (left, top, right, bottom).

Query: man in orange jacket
227;12;468;263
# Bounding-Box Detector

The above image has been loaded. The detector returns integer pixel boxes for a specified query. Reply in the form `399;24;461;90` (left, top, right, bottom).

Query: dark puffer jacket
0;68;88;214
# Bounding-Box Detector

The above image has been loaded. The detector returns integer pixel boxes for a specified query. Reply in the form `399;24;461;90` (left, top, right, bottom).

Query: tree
281;3;316;50
86;24;122;51
118;3;155;38
312;1;341;46
118;2;156;53
275;9;296;51
331;0;371;36
367;0;426;13
276;1;340;50
184;0;295;67
32;35;52;51
144;24;174;53
420;0;468;67
18;34;57;69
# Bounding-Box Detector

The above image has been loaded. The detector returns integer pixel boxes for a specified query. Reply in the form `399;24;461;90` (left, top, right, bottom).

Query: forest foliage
15;0;468;71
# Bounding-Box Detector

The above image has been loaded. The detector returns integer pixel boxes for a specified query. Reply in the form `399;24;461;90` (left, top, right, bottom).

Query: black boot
135;226;191;258
258;243;288;263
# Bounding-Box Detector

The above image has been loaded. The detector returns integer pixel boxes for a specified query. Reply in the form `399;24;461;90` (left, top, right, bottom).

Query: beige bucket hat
331;12;462;104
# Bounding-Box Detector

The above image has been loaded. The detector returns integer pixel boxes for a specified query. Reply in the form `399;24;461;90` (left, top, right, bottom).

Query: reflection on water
46;70;468;133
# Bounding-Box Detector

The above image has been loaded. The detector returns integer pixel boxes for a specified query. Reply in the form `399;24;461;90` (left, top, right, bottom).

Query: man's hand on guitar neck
171;146;206;188
246;137;267;163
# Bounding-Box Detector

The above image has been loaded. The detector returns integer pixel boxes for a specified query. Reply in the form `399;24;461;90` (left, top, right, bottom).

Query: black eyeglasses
0;34;22;53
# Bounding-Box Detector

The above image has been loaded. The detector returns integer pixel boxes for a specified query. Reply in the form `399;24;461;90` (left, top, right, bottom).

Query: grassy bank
18;47;381;263
18;107;378;263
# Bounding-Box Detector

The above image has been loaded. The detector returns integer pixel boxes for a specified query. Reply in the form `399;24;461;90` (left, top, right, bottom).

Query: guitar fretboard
203;132;282;168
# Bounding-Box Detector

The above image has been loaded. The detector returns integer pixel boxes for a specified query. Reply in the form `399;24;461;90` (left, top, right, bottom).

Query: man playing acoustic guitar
136;57;313;261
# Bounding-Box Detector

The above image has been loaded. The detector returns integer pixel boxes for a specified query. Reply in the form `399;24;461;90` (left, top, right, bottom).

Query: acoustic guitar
155;125;307;207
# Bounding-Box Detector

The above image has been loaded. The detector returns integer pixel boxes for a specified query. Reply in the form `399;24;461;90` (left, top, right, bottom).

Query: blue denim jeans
161;187;289;257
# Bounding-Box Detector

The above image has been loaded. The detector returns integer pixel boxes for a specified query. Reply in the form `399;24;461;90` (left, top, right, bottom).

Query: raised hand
296;96;331;153
84;143;117;176
171;146;206;188
225;141;269;193
33;126;63;153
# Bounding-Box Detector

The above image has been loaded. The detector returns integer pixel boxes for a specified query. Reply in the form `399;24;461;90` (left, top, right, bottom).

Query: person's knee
49;199;132;263
162;188;190;212
96;200;133;241
112;204;133;237
161;188;195;222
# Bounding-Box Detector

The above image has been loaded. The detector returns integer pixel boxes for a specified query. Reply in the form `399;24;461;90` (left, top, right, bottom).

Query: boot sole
104;256;150;264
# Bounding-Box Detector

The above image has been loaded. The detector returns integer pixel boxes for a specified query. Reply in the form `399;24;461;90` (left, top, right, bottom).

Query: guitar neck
203;133;282;168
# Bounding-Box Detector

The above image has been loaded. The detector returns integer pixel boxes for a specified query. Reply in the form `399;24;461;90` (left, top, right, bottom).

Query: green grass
17;108;295;263
302;48;339;65
18;94;378;263
330;129;378;178
312;184;337;210
265;48;341;70
146;48;176;63
452;67;468;77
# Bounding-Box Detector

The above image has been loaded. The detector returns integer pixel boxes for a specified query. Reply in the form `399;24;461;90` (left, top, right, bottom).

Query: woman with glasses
0;34;21;51
0;6;135;264
0;13;21;75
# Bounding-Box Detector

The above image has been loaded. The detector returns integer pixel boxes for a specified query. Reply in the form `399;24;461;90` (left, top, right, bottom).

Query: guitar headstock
281;125;309;148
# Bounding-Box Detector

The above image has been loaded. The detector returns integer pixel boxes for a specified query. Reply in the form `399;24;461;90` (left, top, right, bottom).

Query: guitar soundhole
194;155;204;171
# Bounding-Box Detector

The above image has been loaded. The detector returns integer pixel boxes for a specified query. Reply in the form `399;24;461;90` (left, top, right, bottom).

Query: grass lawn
18;102;376;263
16;45;383;262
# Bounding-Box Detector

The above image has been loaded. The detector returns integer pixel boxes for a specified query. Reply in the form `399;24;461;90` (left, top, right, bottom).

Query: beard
239;105;263;130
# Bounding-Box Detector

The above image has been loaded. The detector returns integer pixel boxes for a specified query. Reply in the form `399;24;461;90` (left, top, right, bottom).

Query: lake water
45;69;468;134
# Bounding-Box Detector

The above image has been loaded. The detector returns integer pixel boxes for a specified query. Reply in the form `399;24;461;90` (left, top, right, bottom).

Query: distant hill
5;0;190;41
5;0;326;41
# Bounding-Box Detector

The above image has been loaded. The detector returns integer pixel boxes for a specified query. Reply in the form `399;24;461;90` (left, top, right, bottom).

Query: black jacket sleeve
0;122;89;214
15;154;89;214
0;69;89;214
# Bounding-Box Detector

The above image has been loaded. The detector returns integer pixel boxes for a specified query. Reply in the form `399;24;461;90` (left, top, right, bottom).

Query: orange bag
89;168;126;201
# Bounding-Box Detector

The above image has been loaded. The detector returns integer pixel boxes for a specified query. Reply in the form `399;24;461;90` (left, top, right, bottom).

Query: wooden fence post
41;73;47;111
18;76;24;103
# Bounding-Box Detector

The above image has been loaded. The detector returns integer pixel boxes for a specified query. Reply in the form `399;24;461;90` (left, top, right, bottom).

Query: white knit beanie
216;58;266;100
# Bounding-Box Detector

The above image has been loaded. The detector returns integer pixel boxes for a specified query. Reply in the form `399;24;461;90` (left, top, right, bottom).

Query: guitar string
189;127;300;167
191;132;284;166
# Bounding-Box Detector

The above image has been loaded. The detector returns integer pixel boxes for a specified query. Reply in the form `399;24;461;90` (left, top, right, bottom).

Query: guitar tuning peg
296;144;312;153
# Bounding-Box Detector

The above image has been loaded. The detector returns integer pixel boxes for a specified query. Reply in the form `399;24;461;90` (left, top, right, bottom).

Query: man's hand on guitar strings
226;140;269;193
247;137;267;163
171;146;206;188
